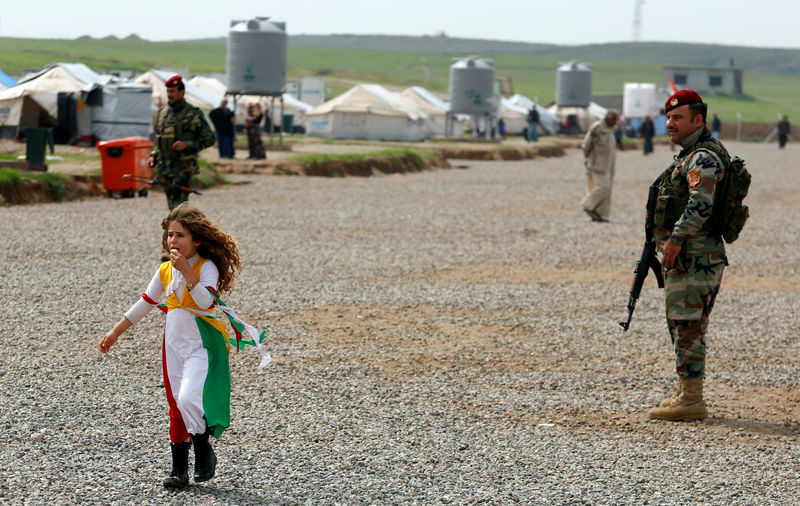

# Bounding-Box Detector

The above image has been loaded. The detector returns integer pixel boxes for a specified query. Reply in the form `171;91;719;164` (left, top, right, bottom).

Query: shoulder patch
688;170;701;187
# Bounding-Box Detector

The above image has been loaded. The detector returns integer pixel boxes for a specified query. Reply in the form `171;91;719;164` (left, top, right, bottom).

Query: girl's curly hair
161;203;241;293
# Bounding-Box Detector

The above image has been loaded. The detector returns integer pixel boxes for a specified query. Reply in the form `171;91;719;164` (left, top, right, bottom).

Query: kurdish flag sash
144;286;271;373
205;287;271;373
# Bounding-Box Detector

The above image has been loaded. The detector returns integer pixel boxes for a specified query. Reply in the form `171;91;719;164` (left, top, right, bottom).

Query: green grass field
1;36;799;124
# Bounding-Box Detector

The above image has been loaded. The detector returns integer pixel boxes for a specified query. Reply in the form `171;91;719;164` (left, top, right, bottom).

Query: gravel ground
1;140;799;504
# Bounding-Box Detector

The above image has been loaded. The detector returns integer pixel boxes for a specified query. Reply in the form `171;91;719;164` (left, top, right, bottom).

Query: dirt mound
214;151;451;177
0;174;104;206
213;145;569;176
436;144;567;161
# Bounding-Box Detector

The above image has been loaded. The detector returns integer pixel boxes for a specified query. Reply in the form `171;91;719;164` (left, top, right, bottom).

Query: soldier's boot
163;440;190;488
648;377;708;421
191;427;217;483
659;377;683;407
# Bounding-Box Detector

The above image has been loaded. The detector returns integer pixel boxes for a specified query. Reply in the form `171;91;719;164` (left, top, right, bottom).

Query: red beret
665;89;703;114
165;75;183;87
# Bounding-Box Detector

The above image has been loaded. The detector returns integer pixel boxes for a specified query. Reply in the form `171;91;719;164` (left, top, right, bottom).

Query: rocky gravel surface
1;140;799;504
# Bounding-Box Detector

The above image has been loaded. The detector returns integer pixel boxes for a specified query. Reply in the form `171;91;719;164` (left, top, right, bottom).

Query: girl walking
99;203;268;488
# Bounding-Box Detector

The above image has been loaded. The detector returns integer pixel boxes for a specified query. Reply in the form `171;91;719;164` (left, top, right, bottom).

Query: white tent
504;94;558;135
546;102;608;133
399;86;466;137
135;70;220;125
305;84;427;141
0;63;151;141
0;69;16;91
188;75;313;132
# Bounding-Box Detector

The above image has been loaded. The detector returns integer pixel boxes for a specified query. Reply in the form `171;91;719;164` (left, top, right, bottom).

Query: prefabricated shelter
399;86;466;137
305;84;427;141
663;65;743;96
622;83;663;118
0;62;151;142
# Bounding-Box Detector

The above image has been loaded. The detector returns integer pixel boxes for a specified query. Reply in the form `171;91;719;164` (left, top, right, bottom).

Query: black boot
191;428;217;482
163;440;190;488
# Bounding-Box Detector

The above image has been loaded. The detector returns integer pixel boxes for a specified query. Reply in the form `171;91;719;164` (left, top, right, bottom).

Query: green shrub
28;172;68;201
192;158;231;188
0;167;24;189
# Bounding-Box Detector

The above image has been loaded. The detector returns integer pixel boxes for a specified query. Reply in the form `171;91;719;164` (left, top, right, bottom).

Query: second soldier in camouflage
148;75;215;210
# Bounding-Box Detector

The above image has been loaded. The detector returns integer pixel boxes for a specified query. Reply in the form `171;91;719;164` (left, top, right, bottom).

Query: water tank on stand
226;17;287;94
448;56;495;114
556;61;592;107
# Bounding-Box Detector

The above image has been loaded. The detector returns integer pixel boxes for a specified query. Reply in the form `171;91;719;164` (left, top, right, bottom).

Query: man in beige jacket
581;110;619;222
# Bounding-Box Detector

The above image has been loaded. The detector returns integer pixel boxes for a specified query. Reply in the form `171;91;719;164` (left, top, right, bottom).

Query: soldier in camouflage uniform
647;90;728;421
147;75;215;210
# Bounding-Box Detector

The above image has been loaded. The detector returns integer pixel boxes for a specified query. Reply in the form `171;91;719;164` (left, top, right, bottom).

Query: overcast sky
2;0;800;49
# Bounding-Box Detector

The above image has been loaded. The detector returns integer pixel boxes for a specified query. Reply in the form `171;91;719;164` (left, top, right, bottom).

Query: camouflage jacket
653;126;726;254
151;99;215;176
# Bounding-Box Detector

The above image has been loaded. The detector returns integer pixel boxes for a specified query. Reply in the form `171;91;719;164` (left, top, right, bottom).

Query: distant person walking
526;105;539;142
148;75;215;210
614;118;623;150
639;115;655;155
580;110;619;222
209;99;235;159
778;115;791;148
245;103;266;160
711;113;721;139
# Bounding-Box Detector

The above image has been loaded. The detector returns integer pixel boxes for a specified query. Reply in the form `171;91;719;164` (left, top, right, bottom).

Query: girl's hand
169;248;191;275
99;331;119;353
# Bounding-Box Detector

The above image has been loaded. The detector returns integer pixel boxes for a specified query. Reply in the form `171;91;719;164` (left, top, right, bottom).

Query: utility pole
633;0;644;42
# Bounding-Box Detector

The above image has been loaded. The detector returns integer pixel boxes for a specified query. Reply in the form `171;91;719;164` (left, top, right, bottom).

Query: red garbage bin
97;136;153;198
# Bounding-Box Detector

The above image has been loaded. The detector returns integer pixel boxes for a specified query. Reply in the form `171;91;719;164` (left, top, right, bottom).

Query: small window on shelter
673;74;687;85
709;75;723;87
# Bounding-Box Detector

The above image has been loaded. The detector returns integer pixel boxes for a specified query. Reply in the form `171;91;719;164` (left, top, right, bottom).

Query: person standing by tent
148;75;215;210
639;115;655;155
526;105;539;142
580;110;619;222
245;102;266;160
711;113;721;139
209;99;235;159
777;115;791;148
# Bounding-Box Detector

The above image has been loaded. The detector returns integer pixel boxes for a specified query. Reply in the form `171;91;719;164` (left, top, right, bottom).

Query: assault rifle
121;174;202;195
619;231;664;331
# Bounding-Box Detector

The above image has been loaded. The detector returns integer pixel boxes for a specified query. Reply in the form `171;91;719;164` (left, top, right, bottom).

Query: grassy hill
2;35;799;124
289;35;800;76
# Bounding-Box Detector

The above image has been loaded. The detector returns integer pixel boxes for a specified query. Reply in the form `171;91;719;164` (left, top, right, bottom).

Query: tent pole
268;96;274;146
280;94;285;146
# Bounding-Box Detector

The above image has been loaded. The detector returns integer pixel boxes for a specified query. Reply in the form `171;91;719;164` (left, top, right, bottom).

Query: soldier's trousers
163;173;193;210
664;249;726;378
